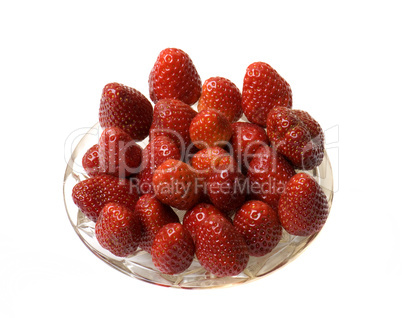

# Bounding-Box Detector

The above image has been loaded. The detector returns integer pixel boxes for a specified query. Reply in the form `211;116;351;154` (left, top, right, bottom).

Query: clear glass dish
63;123;333;289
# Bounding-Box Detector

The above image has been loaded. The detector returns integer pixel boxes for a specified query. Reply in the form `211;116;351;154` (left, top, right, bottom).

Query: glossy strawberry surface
183;203;229;242
197;76;242;123
233;200;282;256
152;159;201;211
195;215;249;277
207;161;247;216
149;48;201;106
99;82;153;141
82;144;100;177
134;194;179;253
95;202;141;257
98;126;142;178
72;174;139;222
247;145;295;209
278;173;329;236
242;62;292;127
151;223;195;275
266;107;325;170
137;136;181;195
230;122;269;172
189;109;233;149
150;98;197;151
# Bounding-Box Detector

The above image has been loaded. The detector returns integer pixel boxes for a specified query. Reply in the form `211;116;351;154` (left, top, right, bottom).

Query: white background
1;1;401;317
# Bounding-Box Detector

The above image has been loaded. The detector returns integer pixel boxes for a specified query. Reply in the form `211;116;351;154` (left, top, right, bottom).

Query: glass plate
63;122;334;289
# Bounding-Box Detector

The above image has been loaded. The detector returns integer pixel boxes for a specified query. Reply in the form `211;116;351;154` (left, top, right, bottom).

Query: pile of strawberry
72;48;330;278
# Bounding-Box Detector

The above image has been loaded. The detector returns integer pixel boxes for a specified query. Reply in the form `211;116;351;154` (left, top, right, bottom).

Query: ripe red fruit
134;194;179;253
266;107;325;170
137;136;181;195
242;62;292;127
207;157;247;215
82;144;100;177
149;48;202;106
152;159;201;210
230;122;269;172
233;200;282;257
150;98;197;151
197;76;242;123
278;172;329;236
98;126;142;178
72;174;139;222
183;203;229;242
99;82;153;141
151;223;195;275
189;109;233;150
95;202;141;257
190;147;228;181
195;214;249;277
247;145;296;210
190;147;229;198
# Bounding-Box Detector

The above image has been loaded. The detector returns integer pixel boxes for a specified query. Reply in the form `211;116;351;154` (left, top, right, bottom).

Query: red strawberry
207;156;246;215
266;107;325;170
230;122;269;172
191;147;228;180
190;147;228;197
151;223;195;275
278;172;329;236
134;194;179;253
183;203;229;242
82;144;100;177
242;62;292;127
152;159;201;210
98;126;142;178
99;82;153;141
189;109;233;150
197;76;242;123
233;200;282;256
72;174;139;222
195;214;249;277
137;136;181;195
149;48;202;106
95;202;141;257
150;98;197;150
247;145;295;209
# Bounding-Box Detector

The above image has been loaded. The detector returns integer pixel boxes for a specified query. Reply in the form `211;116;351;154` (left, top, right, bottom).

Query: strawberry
189;109;233;150
137;135;181;195
149;48;202;106
150;98;197;151
152;159;201;210
72;174;139;222
99;82;153;141
134;194;179;253
195;214;249;277
183;203;229;242
266;107;325;170
197;76;242;123
233;200;282;256
82;144;100;177
95;202;141;257
151;223;195;275
98;126;142;178
278;172;329;236
207;156;247;215
230;122;269;172
242;62;292;127
190;147;229;198
247;145;295;210
190;146;228;180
